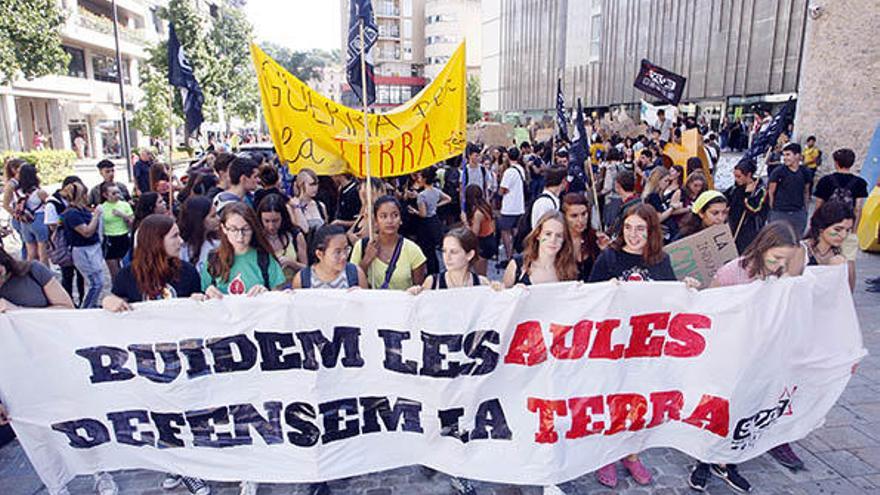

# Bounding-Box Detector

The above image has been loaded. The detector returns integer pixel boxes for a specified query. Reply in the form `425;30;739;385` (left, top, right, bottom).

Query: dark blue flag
346;0;378;106
567;97;590;193
168;22;204;138
556;78;569;143
743;98;796;163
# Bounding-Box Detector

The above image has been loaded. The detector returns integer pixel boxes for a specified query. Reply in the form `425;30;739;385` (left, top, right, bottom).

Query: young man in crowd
803;135;822;174
88;160;131;207
768;142;811;236
813;148;868;291
331;173;362;228
530;167;567;229
656;108;673;142
461;145;496;203
609;169;641;235
212;155;260;213
498;146;527;262
133;149;154;196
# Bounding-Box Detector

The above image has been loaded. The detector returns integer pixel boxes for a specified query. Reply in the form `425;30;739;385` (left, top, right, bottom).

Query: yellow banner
250;43;467;178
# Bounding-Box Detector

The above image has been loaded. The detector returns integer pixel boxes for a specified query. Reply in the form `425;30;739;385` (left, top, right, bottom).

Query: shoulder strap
380;236;405;289
471;271;481;286
514;255;524;283
512;164;526;184
257;250;271;288
345;263;358;286
301;266;312;288
432;273;441;290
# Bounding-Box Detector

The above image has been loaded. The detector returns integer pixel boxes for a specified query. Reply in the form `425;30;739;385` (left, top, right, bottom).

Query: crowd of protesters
0;109;869;495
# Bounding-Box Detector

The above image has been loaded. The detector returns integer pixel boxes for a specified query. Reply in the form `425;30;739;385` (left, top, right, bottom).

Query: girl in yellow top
99;182;134;279
350;195;426;290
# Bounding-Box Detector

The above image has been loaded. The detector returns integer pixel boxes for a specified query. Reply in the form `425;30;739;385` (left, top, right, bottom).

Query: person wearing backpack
45;177;85;305
529;167;567;229
293;225;367;289
200;202;285;299
497;146;528;264
461;145;496;205
14;164;50;264
813;148;867;290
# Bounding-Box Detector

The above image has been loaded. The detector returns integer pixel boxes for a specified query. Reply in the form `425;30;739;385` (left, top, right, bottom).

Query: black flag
168;23;204;138
555;78;569;142
743;99;797;163
346;0;378;106
634;59;687;105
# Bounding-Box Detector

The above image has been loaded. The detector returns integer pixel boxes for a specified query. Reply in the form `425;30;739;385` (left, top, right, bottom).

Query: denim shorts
20;212;49;243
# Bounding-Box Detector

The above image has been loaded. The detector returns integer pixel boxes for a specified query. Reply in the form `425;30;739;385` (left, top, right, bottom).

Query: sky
244;0;341;52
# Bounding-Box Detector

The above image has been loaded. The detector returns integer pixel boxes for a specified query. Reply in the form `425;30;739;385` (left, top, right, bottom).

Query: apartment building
0;0;170;159
424;0;481;80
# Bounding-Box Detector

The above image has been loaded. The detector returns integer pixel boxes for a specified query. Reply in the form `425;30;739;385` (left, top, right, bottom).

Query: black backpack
513;192;556;253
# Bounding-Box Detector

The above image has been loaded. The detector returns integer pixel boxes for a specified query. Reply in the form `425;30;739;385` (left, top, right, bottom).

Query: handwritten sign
250;43;467;178
664;223;738;286
468;122;514;148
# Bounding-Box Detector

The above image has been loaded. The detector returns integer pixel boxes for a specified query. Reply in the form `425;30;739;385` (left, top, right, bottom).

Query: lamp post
111;0;133;182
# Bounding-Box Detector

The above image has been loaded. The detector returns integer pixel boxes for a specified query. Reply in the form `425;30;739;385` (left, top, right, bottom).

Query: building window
92;53;130;84
401;0;412;17
426;35;457;45
426;13;457;24
590;13;602;61
63;46;86;78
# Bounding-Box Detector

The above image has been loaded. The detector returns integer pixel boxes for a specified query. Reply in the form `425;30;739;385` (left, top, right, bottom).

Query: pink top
711;257;756;287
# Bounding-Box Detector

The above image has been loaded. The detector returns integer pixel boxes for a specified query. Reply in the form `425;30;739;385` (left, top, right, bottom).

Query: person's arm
469;209;484;236
356;266;369;288
437;190;451;208
295;233;308;269
292;271;303;289
43;278;75;309
767;181;777;210
803;182;811;209
73;207;102;237
502;259;517;288
411;263;427;286
2;183;14;215
855;197;866;229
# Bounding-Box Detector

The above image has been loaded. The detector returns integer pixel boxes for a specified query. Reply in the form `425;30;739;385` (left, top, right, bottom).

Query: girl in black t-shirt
590;203;677;284
102;214;202;310
561;193;606;282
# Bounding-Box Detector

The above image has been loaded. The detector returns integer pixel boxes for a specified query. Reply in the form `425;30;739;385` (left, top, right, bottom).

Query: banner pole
359;20;374;240
168;86;175;214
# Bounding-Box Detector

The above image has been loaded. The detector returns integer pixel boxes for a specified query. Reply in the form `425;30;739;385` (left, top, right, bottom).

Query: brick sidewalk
3;253;880;495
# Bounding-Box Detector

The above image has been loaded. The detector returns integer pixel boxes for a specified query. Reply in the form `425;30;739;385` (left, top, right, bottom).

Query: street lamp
111;0;133;183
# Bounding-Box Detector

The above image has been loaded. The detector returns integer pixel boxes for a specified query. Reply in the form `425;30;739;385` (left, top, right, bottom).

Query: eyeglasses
224;225;252;236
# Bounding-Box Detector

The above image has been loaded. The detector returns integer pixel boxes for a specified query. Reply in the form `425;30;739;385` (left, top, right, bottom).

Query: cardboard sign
634;59;687;105
468;122;514;148
664;223;738;286
534;128;554;143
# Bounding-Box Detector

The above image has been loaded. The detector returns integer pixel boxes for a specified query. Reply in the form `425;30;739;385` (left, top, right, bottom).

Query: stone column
793;0;880;172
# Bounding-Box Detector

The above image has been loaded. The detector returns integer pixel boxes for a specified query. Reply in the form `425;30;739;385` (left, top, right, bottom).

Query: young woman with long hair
177;196;220;274
350;195;427;290
257;193;307;282
694;221;803;492
293;224;367;289
503;211;578;287
15;164;50;264
642;167;681;242
408;167;451;275
0;246;74;311
794;201;855;290
133;192;168;233
410;227;492;293
676;190;729;239
561;193;605;282
291;168;327;234
201;202;285;298
60;182;104;308
463;184;496;275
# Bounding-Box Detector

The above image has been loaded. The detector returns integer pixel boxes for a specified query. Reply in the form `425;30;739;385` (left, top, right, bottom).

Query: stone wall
793;0;880;174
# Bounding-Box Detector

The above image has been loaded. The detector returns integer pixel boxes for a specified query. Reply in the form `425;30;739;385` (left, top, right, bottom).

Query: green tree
0;0;70;84
210;2;259;124
467;75;481;124
165;0;223;122
261;43;332;83
131;46;181;141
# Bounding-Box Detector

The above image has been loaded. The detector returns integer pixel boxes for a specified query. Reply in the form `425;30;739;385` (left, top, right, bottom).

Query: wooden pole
360;20;374;238
167;86;174;214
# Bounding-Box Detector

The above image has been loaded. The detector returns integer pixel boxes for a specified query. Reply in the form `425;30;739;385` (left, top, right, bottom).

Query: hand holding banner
251;42;467;178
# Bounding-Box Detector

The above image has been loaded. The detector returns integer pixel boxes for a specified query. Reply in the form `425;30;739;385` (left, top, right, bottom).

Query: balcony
375;1;400;17
378;25;400;39
76;7;146;45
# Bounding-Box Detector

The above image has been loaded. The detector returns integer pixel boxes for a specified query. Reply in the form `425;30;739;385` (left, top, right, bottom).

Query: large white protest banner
0;267;864;493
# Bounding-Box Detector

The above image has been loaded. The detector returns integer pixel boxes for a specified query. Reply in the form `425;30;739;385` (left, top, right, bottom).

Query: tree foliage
211;3;259;123
261;43;337;83
131;45;182;140
0;0;70;84
467;75;482;124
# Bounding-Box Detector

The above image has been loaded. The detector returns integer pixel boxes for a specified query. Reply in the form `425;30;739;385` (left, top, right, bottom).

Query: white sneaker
543;486;566;495
161;474;182;490
93;473;118;495
239;481;258;495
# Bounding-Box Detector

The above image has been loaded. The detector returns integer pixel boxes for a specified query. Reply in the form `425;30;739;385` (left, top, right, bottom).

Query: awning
77;103;121;120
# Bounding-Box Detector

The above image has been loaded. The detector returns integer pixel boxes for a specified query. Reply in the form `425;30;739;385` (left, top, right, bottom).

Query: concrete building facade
0;0;165;159
340;0;428;109
423;0;481;80
482;0;814;126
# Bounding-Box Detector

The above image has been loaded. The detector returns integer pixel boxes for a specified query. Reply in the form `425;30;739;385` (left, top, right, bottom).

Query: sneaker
594;463;618;488
711;464;751;493
767;443;805;470
452;477;477;495
239;481;258;495
622;457;653;485
93;473;118;495
161;474;183;490
181;477;211;495
308;482;330;495
687;463;711;492
542;485;565;495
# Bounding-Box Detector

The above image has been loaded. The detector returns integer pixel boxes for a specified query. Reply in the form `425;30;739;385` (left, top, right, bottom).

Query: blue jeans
769;209;808;238
72;243;105;309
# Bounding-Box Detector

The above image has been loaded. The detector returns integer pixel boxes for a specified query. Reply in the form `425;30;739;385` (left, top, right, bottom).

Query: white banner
641;99;679;128
0;266;865;493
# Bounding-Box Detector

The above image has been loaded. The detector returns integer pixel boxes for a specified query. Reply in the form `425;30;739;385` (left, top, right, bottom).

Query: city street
1;248;878;494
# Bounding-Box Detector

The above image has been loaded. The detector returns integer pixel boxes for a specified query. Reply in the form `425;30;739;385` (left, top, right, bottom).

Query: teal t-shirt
200;249;285;294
